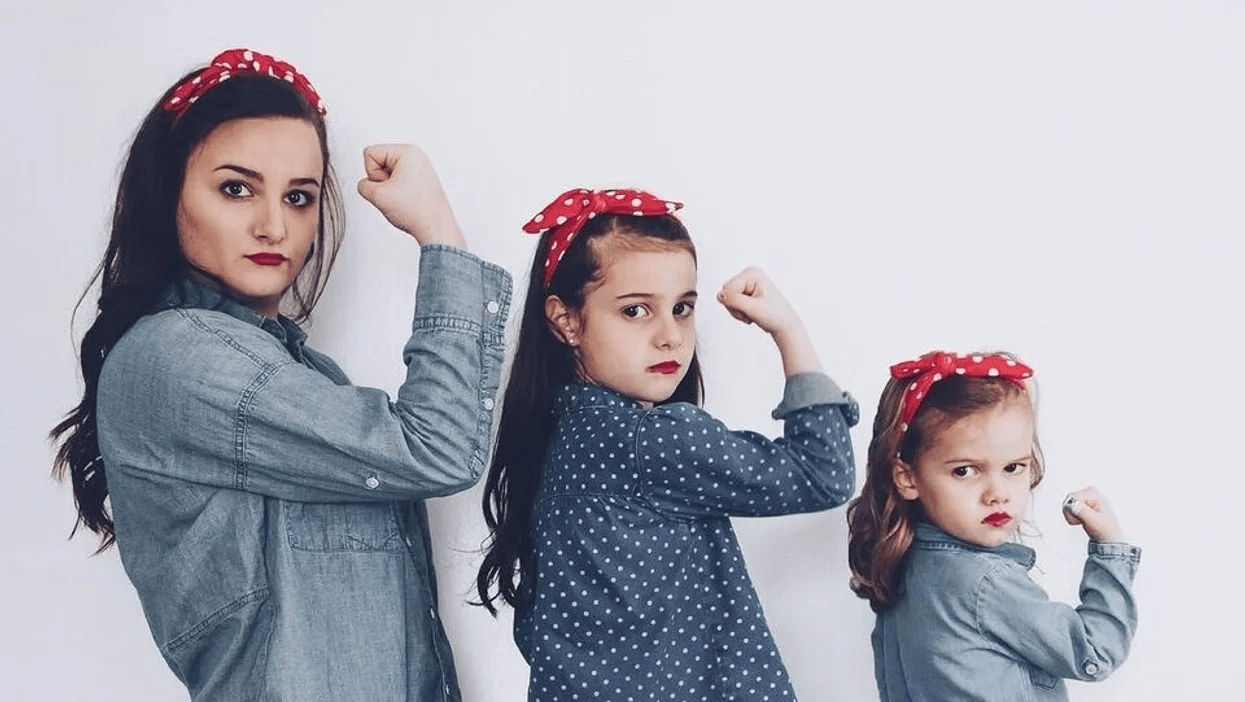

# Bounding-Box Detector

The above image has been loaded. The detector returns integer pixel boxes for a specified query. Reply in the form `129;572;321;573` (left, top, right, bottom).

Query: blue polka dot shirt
514;373;859;701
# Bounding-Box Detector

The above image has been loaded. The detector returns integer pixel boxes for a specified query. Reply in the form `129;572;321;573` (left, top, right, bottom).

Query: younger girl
846;351;1141;701
476;188;859;701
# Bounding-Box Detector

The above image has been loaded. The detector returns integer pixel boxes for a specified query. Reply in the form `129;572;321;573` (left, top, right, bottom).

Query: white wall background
4;1;1241;699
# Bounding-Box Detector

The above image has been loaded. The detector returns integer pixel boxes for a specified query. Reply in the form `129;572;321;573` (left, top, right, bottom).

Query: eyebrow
213;164;321;188
941;455;1031;466
614;291;698;301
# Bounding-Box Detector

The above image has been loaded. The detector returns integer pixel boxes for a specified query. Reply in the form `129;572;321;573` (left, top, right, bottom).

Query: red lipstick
246;253;287;266
982;512;1012;528
648;361;681;375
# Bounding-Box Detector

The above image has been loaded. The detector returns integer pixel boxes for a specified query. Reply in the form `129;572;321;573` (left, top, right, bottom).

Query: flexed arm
357;143;468;248
717;266;822;377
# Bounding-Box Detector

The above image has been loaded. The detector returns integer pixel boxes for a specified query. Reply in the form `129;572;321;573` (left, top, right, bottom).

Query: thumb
717;286;762;325
356;176;382;207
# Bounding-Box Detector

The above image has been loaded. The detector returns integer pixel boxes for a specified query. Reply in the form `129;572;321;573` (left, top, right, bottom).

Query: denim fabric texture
515;374;859;701
96;245;511;701
872;522;1141;701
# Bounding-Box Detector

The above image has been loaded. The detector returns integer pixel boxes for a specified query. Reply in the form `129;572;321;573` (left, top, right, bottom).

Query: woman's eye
220;181;251;198
286;190;316;207
623;305;649;319
673;301;695;317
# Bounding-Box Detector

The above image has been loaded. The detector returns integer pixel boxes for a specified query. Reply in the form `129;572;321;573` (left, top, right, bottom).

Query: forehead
924;399;1034;460
187;117;322;174
590;246;697;296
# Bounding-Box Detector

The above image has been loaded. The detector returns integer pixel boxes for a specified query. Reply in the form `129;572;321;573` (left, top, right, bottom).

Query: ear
544;295;581;346
892;459;921;501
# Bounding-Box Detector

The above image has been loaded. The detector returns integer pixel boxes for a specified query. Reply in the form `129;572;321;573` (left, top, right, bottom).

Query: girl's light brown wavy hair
846;353;1043;613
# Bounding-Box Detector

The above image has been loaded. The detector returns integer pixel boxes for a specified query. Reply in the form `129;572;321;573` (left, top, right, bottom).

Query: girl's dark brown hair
846;356;1044;612
49;67;345;552
474;212;703;614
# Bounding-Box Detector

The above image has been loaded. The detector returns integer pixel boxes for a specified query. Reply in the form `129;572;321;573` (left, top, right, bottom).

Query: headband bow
522;188;683;287
890;351;1034;428
163;48;326;116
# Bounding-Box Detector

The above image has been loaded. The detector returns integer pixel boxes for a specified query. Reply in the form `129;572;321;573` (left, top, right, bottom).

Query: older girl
50;48;510;701
476;188;858;700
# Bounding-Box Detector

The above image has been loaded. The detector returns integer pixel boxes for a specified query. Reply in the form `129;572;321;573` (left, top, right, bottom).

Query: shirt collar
157;278;308;353
554;383;645;414
912;521;1036;569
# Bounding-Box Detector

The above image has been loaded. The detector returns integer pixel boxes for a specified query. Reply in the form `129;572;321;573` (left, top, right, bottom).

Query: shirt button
364;475;380;489
1083;662;1099;676
429;607;437;620
486;300;499;314
483;397;495;410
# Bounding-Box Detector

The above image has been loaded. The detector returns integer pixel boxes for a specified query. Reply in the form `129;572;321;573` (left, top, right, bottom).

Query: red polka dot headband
890;351;1034;428
163;48;326;116
522;188;683;288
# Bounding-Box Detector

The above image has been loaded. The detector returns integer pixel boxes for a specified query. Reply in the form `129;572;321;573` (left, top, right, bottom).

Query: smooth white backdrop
3;2;1240;700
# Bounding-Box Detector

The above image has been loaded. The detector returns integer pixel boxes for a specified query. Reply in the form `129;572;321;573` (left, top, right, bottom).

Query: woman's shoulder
103;308;298;396
122;307;293;363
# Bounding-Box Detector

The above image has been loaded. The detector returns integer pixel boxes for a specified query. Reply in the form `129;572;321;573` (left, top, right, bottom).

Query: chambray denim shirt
515;375;859;701
873;522;1141;702
96;245;511;702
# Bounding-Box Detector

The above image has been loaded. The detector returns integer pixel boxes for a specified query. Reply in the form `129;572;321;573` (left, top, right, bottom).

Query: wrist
1087;525;1125;542
410;219;467;248
767;318;807;346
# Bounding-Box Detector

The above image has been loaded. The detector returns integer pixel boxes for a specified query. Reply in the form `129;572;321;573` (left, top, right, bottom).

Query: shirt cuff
1088;540;1142;562
413;244;513;340
771;372;859;425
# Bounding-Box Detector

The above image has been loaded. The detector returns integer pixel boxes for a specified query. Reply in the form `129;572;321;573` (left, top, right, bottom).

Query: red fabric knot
522;188;683;287
163;48;326;116
889;351;1033;427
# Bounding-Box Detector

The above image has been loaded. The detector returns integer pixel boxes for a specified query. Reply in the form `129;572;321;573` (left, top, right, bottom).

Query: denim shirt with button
515;374;859;702
96;245;511;702
872;522;1141;702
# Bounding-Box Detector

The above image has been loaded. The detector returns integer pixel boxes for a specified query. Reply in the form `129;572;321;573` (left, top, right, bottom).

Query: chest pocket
1027;664;1059;690
285;501;404;552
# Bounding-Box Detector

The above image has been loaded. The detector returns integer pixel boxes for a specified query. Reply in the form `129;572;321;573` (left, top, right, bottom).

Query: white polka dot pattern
521;188;684;287
513;383;858;701
890;350;1033;426
163;47;327;116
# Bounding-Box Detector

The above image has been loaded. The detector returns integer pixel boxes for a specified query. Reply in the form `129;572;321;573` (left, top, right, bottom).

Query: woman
49;48;511;701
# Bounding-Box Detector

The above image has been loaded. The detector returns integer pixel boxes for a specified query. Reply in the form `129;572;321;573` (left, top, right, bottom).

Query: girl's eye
1004;462;1029;475
221;181;251;198
286;190;316;208
951;465;976;478
673;301;695;317
622;305;649;319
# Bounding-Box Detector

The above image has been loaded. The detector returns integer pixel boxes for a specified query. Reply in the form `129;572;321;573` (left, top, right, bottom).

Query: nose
654;313;684;350
983;473;1009;506
253;194;287;244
